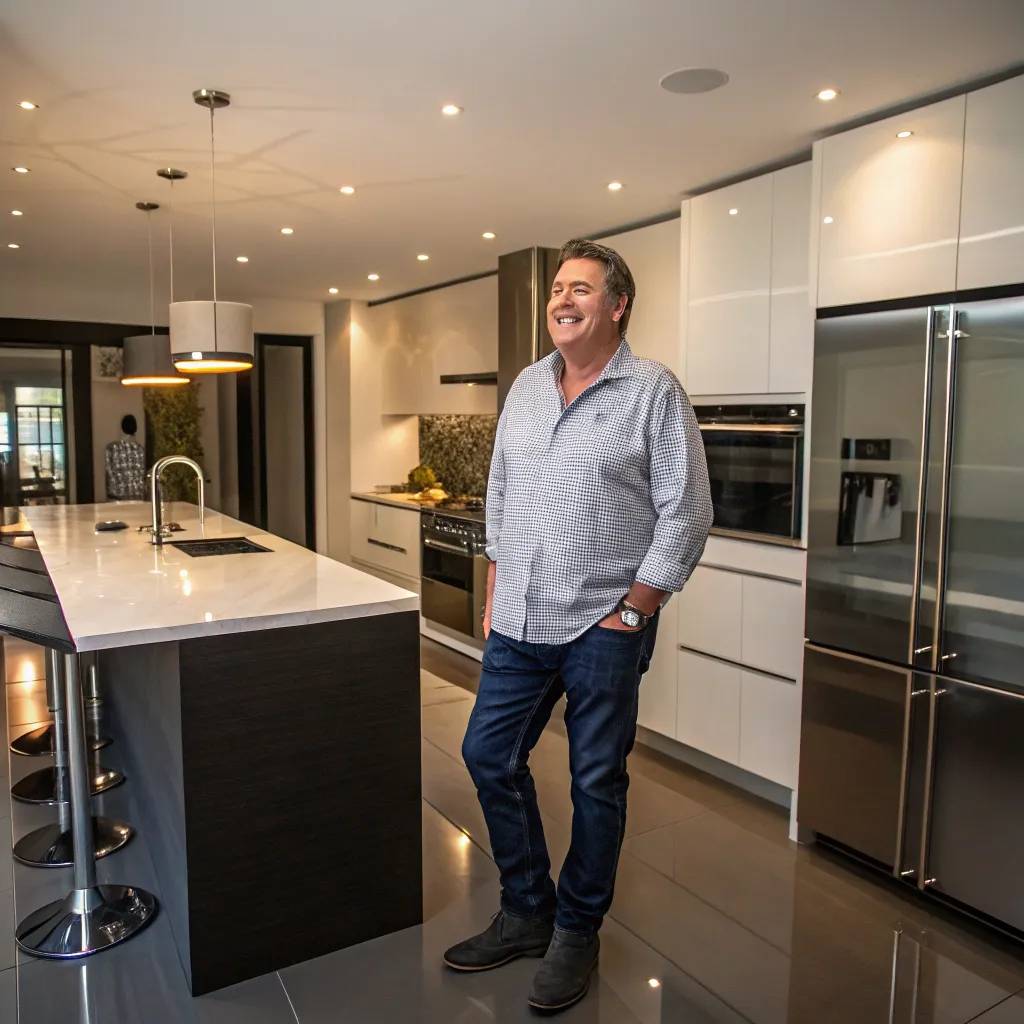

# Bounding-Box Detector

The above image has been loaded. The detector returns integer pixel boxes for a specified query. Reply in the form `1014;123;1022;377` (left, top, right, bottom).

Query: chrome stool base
13;818;133;868
10;722;111;757
16;884;157;959
11;765;124;805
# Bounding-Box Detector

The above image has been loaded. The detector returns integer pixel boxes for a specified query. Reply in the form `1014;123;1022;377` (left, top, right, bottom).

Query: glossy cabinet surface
677;565;743;662
686;175;773;395
741;576;805;680
349;498;421;581
958;74;1024;291
769;162;814;393
740;669;798;788
637;598;678;737
816;95;966;307
677;649;741;765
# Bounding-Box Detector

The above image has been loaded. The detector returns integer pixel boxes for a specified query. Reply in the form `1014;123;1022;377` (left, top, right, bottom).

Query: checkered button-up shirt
486;340;713;645
105;438;146;501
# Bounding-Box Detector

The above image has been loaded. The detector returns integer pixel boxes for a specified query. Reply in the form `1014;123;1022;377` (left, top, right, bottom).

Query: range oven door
421;534;487;641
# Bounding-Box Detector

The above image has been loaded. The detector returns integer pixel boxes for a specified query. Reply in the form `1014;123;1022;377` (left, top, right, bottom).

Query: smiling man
443;239;713;1013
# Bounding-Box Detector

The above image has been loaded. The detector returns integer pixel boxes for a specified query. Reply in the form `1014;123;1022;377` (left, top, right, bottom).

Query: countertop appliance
799;296;1024;938
421;509;488;642
694;403;804;546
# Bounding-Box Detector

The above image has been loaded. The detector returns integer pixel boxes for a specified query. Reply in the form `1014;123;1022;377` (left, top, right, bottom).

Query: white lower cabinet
349;499;421;580
740;575;805;680
739;670;798;788
677;566;743;662
676;650;741;766
637;600;679;737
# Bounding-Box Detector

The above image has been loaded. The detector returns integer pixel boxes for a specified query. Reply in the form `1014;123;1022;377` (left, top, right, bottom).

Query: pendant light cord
168;178;175;303
147;209;155;335
209;104;218;303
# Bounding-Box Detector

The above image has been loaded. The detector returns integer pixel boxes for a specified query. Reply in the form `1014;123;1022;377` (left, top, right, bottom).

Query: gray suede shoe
443;910;554;972
528;928;600;1014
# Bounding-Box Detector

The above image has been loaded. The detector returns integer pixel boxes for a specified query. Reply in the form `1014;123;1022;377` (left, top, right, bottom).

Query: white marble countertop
23;502;419;652
351;492;427;512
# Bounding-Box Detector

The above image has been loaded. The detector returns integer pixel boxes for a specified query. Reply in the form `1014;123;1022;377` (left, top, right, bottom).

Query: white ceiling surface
1;0;1023;310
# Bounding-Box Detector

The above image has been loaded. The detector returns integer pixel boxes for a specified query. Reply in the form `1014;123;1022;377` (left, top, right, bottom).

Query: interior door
937;297;1024;689
806;308;934;664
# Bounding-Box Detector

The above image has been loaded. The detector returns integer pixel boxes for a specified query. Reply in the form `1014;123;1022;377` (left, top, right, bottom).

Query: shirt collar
550;338;637;388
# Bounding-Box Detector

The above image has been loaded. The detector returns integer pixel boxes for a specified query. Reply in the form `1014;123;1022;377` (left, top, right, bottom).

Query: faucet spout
149;455;205;546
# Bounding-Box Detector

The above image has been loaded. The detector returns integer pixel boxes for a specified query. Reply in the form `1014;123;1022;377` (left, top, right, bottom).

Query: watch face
621;608;641;628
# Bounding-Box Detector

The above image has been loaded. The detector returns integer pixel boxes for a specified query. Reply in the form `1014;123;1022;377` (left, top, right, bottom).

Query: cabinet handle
367;537;406;554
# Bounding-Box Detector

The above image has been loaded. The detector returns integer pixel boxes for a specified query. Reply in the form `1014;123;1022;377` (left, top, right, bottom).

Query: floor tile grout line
962;991;1018;1023
276;971;301;1024
421;797;494;861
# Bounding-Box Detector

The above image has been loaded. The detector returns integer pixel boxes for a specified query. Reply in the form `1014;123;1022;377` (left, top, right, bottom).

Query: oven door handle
423;537;472;556
698;424;803;434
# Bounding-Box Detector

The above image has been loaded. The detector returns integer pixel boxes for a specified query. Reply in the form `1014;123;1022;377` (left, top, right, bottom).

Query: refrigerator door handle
916;679;949;890
909;308;939;666
929;306;960;674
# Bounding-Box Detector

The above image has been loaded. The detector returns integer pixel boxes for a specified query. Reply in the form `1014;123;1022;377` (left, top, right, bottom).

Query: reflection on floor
2;634;1023;1021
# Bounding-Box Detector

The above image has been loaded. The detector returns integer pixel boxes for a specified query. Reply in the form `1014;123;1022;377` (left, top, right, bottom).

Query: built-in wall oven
421;511;489;642
695;403;805;546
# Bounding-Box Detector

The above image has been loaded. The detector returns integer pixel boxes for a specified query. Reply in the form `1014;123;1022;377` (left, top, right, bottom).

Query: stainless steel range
421;508;488;642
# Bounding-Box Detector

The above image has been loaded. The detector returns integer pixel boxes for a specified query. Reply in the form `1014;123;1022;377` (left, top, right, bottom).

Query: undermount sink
168;537;272;557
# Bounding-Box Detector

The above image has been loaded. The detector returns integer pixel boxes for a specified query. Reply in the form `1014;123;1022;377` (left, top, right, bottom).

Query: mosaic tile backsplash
419;414;498;497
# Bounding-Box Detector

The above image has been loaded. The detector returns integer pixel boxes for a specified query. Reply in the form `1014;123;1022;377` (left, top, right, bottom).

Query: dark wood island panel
100;609;422;995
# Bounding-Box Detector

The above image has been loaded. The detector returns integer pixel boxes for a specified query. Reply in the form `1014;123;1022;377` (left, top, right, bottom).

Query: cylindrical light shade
170;300;254;373
121;335;190;386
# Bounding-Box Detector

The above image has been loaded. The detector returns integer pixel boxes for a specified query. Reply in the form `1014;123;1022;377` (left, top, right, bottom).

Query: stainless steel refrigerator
798;295;1024;935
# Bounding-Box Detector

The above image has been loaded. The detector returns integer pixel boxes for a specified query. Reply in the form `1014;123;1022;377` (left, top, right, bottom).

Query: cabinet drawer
637;599;678;739
740;576;804;680
677;650;740;765
740;669;798;788
678;566;743;662
349;500;420;578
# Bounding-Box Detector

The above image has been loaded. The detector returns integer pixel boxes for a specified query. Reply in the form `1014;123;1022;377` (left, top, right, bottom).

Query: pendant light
121;201;190;386
170;89;254;374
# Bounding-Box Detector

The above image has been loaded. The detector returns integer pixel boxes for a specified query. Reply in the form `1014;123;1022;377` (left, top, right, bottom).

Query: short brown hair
557;238;636;338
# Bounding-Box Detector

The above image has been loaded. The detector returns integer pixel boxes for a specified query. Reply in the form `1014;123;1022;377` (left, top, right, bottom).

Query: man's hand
598;582;668;632
597;610;641;632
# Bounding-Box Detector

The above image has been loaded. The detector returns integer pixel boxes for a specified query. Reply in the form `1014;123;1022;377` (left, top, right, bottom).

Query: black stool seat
0;564;56;600
0;545;46;575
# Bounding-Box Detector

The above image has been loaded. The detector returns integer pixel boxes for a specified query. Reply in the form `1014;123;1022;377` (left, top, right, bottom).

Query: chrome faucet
149;456;205;546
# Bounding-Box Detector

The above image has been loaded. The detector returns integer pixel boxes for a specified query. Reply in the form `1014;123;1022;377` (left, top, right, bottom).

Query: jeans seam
507;670;559;911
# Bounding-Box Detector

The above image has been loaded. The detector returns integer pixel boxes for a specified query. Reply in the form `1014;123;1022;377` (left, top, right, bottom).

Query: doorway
236;335;315;549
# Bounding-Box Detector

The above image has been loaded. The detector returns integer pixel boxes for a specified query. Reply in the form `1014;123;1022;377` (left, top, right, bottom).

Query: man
443;239;713;1012
105;413;146;501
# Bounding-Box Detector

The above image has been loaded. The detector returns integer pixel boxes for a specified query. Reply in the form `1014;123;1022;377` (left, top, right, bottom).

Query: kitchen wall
419;414;497;497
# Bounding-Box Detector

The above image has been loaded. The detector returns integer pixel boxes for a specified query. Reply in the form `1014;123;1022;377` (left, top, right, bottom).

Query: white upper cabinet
958;75;1024;291
686;175;773;395
769;163;814;394
816;95;966;308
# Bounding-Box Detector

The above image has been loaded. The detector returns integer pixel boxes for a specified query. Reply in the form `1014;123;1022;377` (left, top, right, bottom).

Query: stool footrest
13;818;134;868
11;764;124;805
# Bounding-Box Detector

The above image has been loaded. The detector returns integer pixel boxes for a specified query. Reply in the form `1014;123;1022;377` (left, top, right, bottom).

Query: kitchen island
18;502;422;995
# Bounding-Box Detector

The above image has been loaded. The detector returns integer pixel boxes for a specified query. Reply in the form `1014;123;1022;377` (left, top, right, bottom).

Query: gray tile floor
2;636;1024;1022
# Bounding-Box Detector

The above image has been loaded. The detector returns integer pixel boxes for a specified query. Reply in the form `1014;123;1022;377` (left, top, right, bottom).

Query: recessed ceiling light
607;181;623;191
482;232;496;240
441;104;463;116
729;208;739;215
11;210;22;216
817;88;839;101
339;185;356;195
8;244;19;249
12;167;29;174
417;254;429;261
660;68;729;94
280;227;294;235
648;979;661;989
896;130;913;139
823;216;834;224
236;256;249;263
367;273;380;281
18;101;37;111
328;287;339;294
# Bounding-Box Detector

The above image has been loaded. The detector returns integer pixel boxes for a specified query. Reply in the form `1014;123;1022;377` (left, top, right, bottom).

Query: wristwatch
617;598;650;630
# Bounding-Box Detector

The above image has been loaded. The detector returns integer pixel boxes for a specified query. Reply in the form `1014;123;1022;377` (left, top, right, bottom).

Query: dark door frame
237;334;315;549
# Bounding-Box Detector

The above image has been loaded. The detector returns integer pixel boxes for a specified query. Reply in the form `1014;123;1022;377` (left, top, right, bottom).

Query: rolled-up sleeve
484;411;507;562
635;382;713;592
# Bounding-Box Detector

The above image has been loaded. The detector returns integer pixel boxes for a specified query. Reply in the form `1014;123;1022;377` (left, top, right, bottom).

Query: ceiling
2;0;1024;309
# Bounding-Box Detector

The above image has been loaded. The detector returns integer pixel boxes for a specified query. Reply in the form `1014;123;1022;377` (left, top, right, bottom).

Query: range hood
440;246;559;413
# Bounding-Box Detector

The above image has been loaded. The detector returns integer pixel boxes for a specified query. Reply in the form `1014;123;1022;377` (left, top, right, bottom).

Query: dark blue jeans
461;615;659;935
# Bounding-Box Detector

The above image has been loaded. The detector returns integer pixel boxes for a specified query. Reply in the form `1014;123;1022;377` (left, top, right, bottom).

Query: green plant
143;382;205;502
407;464;438;491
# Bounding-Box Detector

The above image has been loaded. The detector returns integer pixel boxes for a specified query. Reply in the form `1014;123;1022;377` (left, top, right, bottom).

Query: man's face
547;258;625;354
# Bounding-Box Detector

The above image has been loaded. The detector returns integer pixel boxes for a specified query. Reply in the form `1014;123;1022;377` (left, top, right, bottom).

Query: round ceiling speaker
659;68;730;95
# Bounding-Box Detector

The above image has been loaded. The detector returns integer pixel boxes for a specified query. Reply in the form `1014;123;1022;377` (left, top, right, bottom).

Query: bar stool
5;566;123;804
13;648;133;868
16;652;157;957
